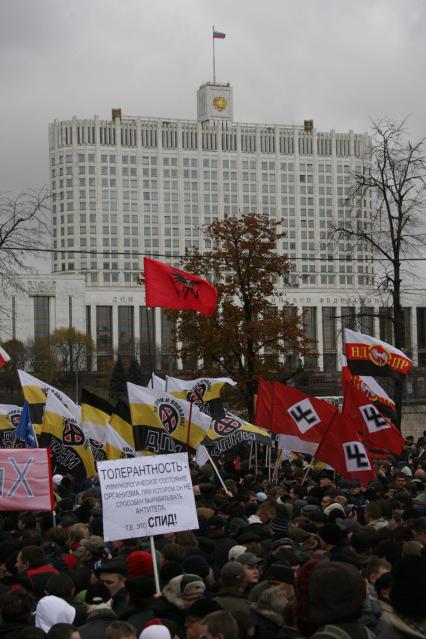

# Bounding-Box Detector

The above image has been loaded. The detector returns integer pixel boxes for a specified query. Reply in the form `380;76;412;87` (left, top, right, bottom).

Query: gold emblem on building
213;96;227;111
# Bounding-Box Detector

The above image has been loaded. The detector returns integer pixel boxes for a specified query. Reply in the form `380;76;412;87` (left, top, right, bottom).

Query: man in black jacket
79;583;117;639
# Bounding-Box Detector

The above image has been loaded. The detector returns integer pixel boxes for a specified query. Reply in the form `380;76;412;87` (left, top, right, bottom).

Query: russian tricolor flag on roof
213;30;226;39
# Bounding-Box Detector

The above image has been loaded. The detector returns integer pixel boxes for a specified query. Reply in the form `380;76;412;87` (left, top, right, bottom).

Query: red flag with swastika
315;411;376;485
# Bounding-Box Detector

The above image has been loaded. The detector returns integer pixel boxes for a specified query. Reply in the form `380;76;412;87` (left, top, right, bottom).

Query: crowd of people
0;432;426;639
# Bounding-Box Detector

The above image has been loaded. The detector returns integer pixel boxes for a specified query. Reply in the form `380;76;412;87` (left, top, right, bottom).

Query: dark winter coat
251;608;282;639
122;607;156;636
214;589;251;615
0;621;31;638
206;532;236;568
79;607;117;639
112;587;129;617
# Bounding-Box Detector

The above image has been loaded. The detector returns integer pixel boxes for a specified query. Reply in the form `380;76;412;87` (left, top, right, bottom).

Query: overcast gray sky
1;0;425;193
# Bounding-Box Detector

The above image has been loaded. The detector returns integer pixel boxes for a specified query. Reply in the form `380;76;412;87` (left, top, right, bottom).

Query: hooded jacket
35;595;76;632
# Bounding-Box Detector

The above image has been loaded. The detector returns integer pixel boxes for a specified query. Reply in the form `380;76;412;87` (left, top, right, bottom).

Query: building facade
48;82;374;291
2;82;424;377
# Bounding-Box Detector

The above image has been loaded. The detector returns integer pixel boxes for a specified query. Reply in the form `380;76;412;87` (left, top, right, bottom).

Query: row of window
32;298;426;372
53;154;358;174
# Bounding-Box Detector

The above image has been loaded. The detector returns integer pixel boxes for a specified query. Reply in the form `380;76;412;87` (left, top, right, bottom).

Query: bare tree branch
0;189;50;292
332;118;426;424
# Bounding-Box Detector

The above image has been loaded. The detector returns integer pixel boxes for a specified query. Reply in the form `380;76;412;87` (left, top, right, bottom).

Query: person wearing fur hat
152;574;206;639
248;563;295;603
295;559;373;639
251;586;289;639
79;583;117;639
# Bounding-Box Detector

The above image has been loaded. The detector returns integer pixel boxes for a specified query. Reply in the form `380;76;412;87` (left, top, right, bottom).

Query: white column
112;304;119;355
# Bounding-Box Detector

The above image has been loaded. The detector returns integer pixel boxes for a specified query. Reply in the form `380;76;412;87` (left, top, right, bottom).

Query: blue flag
16;401;37;448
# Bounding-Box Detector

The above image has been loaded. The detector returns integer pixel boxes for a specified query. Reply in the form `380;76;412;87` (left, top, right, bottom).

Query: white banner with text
98;452;198;541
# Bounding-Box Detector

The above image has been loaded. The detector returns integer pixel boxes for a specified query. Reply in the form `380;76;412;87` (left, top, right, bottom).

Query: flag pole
272;448;282;483
212;25;216;84
302;409;339;485
146;307;154;381
186;401;193;451
149;535;161;596
202;445;232;496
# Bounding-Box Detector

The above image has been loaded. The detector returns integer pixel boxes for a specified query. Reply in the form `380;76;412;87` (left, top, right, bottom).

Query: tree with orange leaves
169;213;313;419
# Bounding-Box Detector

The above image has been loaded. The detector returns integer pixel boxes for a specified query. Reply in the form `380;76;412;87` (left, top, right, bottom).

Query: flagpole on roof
212;25;216;84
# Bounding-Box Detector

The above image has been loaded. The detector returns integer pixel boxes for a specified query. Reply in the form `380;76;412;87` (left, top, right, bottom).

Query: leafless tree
333;119;426;423
0;189;50;291
50;327;94;374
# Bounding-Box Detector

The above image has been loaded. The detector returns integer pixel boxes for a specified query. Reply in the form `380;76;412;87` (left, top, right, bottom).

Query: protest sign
98;452;198;541
0;448;54;511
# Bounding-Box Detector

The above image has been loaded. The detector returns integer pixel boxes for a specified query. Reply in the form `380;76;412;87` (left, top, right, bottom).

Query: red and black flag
315;411;376;486
342;381;404;455
341;354;398;424
344;328;413;380
271;382;338;455
144;257;217;317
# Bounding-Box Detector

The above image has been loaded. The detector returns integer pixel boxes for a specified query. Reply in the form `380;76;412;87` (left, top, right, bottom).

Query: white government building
2;81;426;374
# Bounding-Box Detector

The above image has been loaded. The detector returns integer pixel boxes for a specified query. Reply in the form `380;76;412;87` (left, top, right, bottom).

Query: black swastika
289;405;317;425
361;406;387;429
344;443;370;469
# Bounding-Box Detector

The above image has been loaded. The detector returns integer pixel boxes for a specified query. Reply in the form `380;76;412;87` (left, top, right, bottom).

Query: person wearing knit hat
78;583;117;639
123;577;157;637
318;524;345;558
127;550;154;579
270;504;290;537
182;554;210;580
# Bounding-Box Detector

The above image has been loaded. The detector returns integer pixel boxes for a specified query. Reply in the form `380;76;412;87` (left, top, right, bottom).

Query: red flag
0;345;10;369
344;328;412;380
255;378;273;429
342;381;404;455
144;257;217;317
271;382;337;441
0;448;54;511
315;412;376;486
341;354;399;426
